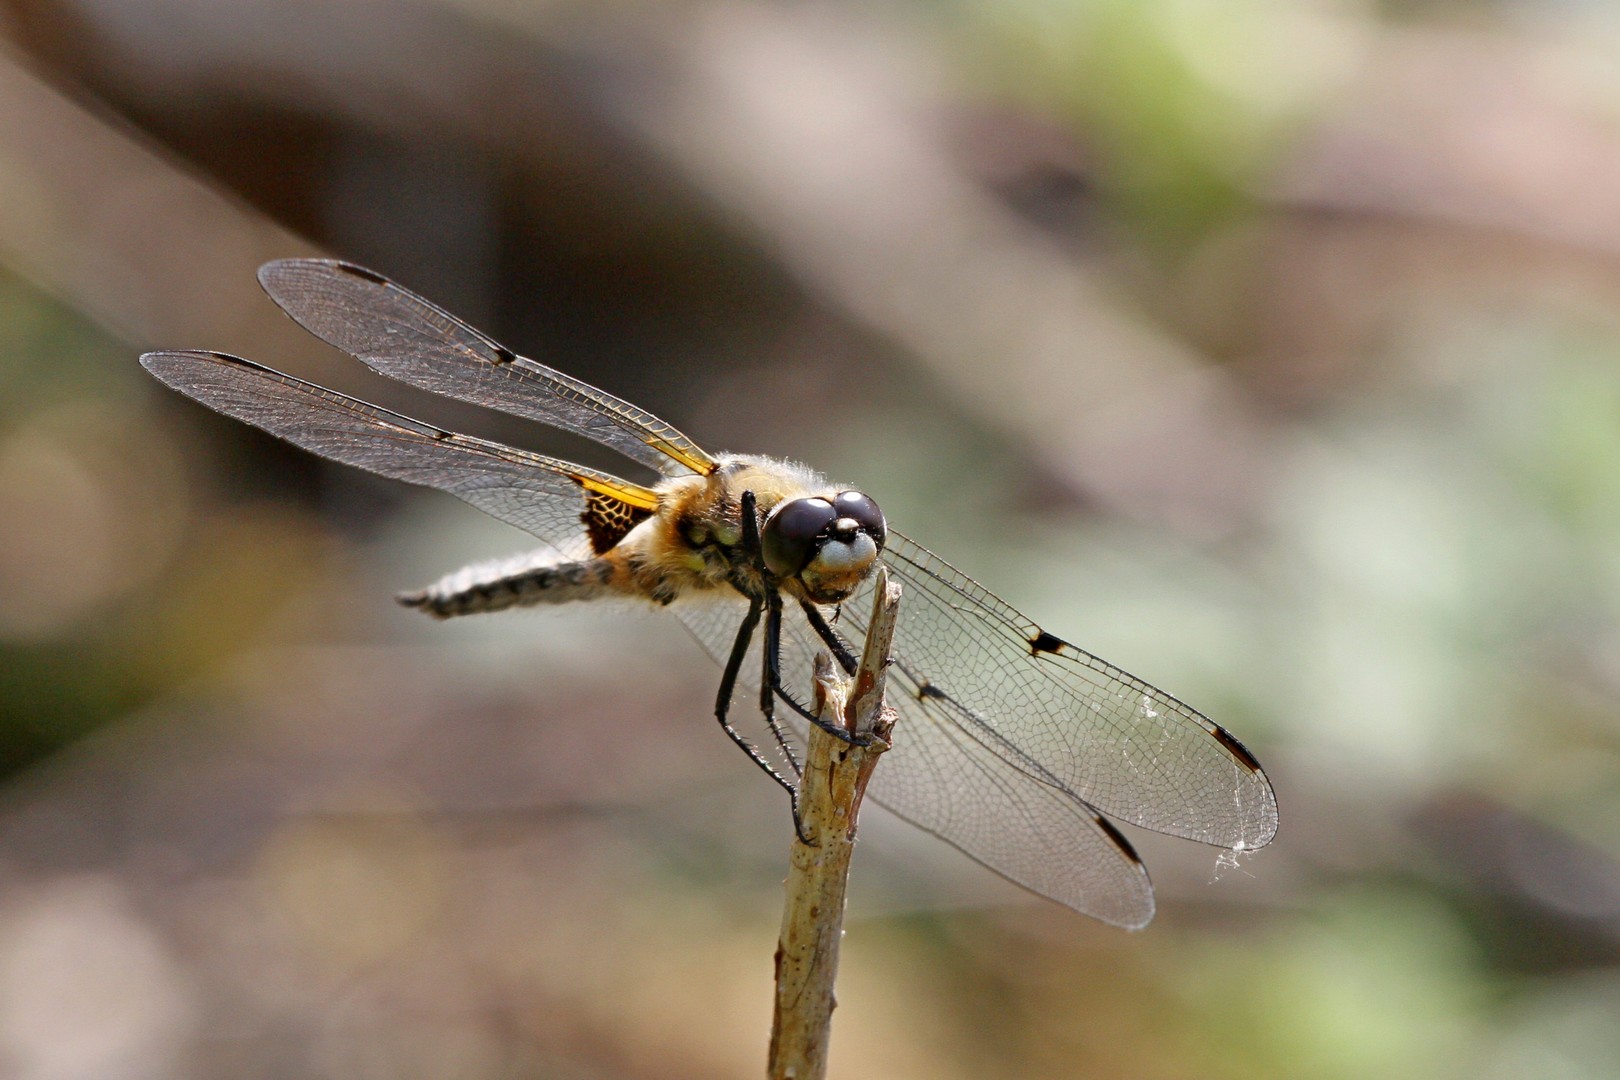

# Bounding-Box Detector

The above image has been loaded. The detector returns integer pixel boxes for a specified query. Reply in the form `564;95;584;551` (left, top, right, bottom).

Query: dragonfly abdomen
398;552;620;619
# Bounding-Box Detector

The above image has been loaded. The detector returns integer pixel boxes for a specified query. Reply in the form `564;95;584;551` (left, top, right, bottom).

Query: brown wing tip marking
1027;626;1267;778
490;344;516;365
916;680;948;701
1094;814;1143;866
334;262;391;286
1209;725;1265;774
1029;631;1065;655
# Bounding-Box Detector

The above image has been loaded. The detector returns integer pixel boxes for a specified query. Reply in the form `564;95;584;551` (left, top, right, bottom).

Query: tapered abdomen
398;552;624;619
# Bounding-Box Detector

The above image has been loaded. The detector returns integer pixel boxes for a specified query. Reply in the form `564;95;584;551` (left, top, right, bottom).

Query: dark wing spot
383;412;453;440
1209;725;1264;774
1094;815;1143;865
336;262;390;285
491;344;517;365
1029;631;1065;655
581;488;654;554
916;681;948;701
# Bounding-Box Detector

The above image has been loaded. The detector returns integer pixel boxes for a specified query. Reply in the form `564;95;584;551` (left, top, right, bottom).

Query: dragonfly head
760;490;886;603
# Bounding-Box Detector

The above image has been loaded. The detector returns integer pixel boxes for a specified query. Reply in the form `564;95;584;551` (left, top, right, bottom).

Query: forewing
672;592;1156;927
256;259;716;479
140;350;657;561
869;532;1279;851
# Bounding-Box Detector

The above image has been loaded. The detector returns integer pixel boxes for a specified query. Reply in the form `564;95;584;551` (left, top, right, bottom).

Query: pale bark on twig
767;566;901;1080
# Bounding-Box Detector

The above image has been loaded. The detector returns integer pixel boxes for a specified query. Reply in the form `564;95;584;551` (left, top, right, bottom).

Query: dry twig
767;566;901;1080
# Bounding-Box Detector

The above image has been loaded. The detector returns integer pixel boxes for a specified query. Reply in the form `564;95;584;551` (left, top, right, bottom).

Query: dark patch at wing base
581;488;653;554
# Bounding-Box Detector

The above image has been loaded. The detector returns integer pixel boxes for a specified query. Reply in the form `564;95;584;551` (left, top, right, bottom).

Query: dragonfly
141;259;1278;928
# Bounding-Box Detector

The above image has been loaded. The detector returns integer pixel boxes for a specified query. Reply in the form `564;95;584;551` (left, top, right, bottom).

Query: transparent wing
873;532;1278;850
256;259;716;479
141;350;658;562
673;529;1279;926
673;591;1157;928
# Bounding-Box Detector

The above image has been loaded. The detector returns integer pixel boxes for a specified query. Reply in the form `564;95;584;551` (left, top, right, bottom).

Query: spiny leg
726;489;815;840
757;588;804;779
765;596;870;746
713;590;800;801
786;600;877;756
800;598;859;676
758;590;818;843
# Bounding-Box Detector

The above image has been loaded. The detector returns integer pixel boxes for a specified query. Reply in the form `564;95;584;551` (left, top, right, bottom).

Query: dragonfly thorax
656;455;885;605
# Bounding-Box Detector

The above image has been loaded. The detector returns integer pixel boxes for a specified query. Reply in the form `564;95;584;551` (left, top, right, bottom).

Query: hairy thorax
618;454;842;604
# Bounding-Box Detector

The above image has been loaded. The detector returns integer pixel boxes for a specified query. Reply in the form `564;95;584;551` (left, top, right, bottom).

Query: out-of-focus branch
0;47;309;349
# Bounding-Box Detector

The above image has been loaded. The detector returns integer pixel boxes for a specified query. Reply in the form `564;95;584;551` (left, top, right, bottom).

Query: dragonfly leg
764;592;869;746
758;592;805;779
799;599;859;676
714;590;801;801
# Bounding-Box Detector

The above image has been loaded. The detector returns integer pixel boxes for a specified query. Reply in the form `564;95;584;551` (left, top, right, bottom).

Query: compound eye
761;497;836;579
832;491;886;548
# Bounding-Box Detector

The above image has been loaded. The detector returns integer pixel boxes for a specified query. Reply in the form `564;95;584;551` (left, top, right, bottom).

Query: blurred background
2;0;1620;1076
